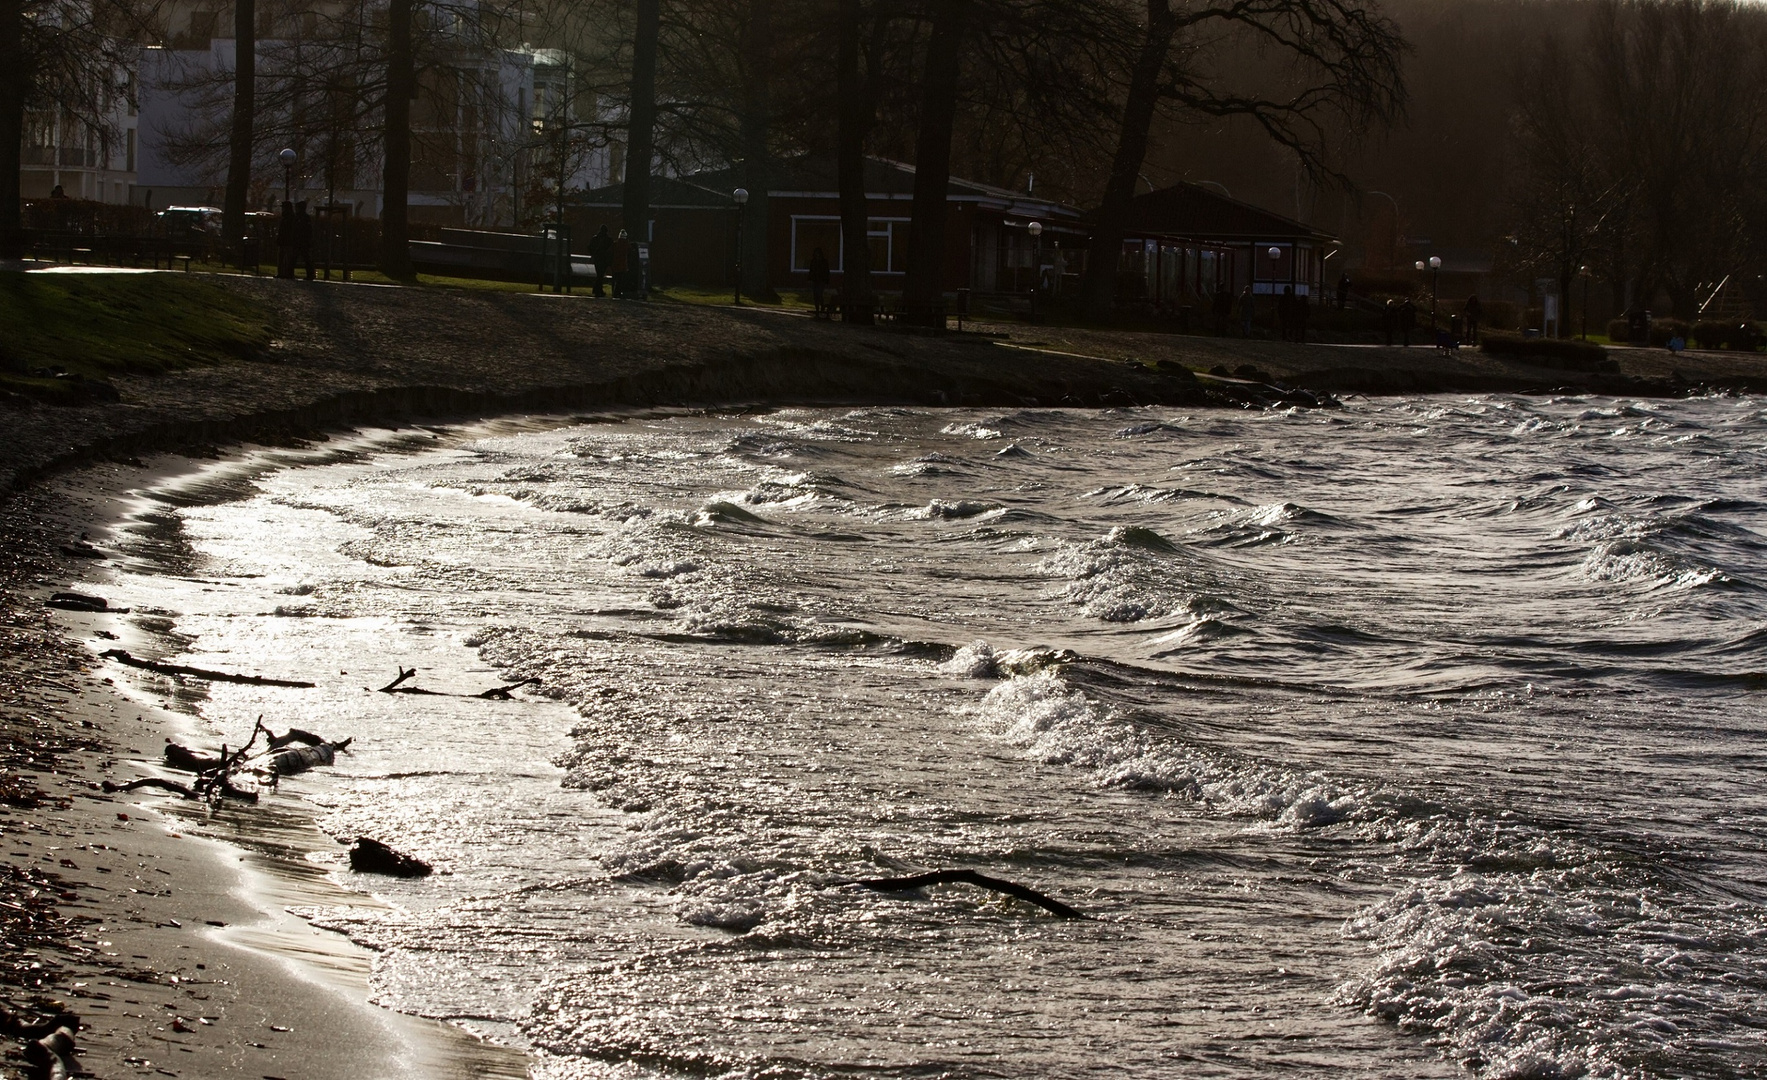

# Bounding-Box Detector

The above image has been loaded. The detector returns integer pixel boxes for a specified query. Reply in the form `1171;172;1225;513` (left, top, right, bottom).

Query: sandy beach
4;274;1764;1078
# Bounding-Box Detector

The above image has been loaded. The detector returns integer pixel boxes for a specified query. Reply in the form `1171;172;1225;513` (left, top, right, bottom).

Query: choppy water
100;395;1767;1079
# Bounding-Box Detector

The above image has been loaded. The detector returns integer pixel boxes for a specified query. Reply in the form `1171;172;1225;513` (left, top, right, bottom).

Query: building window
790;216;908;274
791;217;841;272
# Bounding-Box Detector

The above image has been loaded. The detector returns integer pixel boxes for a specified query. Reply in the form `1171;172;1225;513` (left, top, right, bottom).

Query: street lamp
279;147;296;202
1027;220;1043;320
1416;256;1441;327
731;187;749;306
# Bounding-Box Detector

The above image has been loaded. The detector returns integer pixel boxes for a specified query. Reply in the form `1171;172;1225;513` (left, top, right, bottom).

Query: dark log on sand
266;739;351;776
46;591;127;613
101;648;315;688
349;837;432;878
841;869;1086;920
165;742;224;773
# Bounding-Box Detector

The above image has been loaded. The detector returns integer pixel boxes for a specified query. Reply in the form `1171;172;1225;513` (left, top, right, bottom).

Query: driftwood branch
839;869;1087;920
476;678;540;700
100;649;315;688
376;667;539;699
377;666;425;693
102;776;196;798
266;726;325;749
266;738;351;776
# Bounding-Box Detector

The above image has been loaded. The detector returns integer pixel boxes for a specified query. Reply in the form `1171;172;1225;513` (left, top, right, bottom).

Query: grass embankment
0;273;275;403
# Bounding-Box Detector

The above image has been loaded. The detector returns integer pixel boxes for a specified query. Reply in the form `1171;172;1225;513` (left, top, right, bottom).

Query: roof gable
1121;183;1334;242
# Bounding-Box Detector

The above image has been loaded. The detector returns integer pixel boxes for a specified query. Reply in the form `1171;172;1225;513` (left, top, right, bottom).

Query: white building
19;58;140;204
133;23;614;224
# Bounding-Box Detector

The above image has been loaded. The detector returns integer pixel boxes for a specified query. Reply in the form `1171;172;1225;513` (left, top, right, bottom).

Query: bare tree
1586;0;1767;318
221;0;255;244
1078;0;1408;319
1;0;155;258
622;0;660;239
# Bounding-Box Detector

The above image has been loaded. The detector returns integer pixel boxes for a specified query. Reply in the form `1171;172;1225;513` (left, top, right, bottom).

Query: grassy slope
0;273;274;400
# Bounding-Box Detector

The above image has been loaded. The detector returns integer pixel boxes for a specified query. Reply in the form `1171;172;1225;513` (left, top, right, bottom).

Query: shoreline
2;450;534;1079
5;272;1765;494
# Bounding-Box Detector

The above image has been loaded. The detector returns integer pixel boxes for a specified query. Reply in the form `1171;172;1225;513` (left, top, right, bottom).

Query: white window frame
790;215;910;274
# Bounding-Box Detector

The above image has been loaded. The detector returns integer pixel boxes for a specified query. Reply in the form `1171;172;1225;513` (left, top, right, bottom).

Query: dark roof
1120;183;1334;243
574;155;1082;220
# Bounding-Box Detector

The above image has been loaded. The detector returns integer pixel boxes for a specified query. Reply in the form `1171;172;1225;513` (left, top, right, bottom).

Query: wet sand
2;460;528;1079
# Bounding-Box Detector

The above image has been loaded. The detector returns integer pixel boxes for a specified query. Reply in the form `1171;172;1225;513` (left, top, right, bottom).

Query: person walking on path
275;201;296;279
1239;285;1255;337
1337;273;1351;311
293;201;315;281
1212;285;1233;335
808;247;831;316
610;230;631;298
1463;294;1483;345
588;226;613;297
1399;297;1416;347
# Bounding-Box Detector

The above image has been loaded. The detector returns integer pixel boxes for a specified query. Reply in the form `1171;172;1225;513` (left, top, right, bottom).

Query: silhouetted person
1279;285;1296;341
275;200;296;279
1463;294;1483;345
588;225;612;297
1399;297;1416;347
1383;299;1396;346
1336;273;1351;311
1212;284;1233;335
293;201;314;280
610;229;631;298
808;246;831;315
49;184;67;199
1239;285;1255;336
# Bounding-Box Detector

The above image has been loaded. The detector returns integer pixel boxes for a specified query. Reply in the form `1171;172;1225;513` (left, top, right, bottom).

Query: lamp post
1416;256;1441;327
1027;220;1043;321
731;187;749;305
279;147;296;203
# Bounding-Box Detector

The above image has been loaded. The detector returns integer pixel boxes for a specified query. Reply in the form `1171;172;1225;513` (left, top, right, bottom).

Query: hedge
1480;332;1616;372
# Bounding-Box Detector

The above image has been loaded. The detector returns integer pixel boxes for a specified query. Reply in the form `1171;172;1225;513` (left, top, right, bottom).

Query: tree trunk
1079;0;1175;322
738;0;777;302
222;0;256;247
836;0;875;323
0;0;24;260
900;0;971;325
621;0;659;242
379;0;415;279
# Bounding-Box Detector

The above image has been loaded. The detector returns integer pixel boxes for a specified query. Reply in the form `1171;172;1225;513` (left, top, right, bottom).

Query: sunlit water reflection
103;395;1767;1079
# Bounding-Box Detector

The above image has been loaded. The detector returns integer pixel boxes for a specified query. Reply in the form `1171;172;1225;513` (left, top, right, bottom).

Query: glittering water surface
105;396;1767;1079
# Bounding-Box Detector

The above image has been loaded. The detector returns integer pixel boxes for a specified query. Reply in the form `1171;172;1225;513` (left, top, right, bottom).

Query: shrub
1481;300;1521;331
1607;318;1632;342
1692;320;1763;350
1480;332;1615;371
